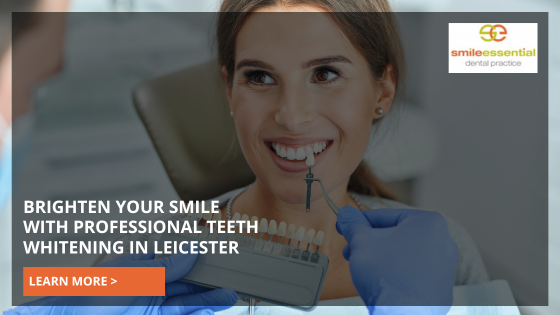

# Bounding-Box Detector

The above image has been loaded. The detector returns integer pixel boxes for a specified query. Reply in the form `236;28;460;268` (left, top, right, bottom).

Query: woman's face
224;7;394;204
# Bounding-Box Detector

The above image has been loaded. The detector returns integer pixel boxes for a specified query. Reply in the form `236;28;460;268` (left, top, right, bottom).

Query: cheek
230;87;275;154
319;84;376;152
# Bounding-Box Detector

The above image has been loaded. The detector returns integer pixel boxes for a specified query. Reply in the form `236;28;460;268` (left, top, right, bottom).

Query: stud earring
230;111;233;117
376;107;385;115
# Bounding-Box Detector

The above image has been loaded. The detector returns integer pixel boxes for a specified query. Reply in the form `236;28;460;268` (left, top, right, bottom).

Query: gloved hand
336;206;459;315
5;251;238;315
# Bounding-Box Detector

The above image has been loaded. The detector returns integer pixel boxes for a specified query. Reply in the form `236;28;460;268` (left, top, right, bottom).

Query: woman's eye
313;69;340;83
246;72;275;85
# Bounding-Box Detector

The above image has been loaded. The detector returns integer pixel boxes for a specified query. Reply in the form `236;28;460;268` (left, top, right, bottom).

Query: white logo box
448;23;538;73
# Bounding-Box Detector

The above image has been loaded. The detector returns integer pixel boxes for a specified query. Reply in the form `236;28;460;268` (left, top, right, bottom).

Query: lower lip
266;142;331;173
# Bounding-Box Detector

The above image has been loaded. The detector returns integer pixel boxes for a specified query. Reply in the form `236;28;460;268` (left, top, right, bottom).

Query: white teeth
241;214;249;221
295;147;306;160
295;227;306;241
277;222;287;236
313;231;324;246
306;145;313;156
286;224;296;238
268;220;277;235
259;218;268;233
273;141;329;160
304;229;316;243
232;213;241;221
287;148;296;160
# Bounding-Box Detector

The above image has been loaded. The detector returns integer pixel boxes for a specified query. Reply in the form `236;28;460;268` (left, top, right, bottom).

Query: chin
269;179;309;204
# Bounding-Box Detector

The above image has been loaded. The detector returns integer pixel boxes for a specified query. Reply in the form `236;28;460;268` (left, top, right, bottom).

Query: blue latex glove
4;252;238;315
336;206;459;315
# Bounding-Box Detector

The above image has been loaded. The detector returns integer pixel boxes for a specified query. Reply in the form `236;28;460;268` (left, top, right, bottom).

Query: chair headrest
133;60;255;201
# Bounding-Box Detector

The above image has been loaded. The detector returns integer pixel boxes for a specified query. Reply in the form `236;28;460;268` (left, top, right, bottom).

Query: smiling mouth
269;141;331;161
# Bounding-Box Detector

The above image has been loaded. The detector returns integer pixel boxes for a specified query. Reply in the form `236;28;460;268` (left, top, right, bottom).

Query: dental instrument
304;148;315;212
303;152;340;215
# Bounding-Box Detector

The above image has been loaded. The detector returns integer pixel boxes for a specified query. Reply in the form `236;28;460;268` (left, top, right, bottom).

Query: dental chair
132;60;255;201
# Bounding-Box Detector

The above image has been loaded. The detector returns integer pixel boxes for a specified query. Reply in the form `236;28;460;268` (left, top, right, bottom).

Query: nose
274;85;314;131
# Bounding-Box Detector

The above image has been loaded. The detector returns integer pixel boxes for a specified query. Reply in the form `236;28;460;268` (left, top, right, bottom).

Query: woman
212;0;489;304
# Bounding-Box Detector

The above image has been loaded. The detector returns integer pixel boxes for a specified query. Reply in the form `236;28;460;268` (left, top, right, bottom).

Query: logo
449;23;538;73
480;24;507;42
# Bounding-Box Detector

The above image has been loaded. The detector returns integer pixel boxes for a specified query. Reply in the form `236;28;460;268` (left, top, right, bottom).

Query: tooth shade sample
313;231;325;246
231;213;241;221
259;218;268;233
295;147;306;160
203;212;213;221
241;214;249;222
212;211;222;221
251;216;259;231
295;227;306;241
277;222;287;236
313;142;320;153
306;147;315;166
268;220;277;235
287;148;296;160
280;147;287;157
304;229;316;243
286;224;296;238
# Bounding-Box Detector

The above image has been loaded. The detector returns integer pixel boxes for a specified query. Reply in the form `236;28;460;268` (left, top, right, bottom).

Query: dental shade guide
244;216;258;248
254;218;268;251
263;220;277;253
227;213;241;242
156;214;329;309
291;226;306;259
208;211;221;240
282;224;296;257
301;229;316;261
272;221;287;255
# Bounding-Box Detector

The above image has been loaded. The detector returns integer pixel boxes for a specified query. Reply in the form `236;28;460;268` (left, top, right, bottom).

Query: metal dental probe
302;177;340;216
305;167;313;212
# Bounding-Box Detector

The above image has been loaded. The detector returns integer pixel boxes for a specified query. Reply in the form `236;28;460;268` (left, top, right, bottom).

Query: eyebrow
302;55;352;68
235;55;352;71
236;59;274;71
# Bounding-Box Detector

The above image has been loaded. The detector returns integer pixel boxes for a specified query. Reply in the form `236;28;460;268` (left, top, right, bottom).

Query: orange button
23;267;165;296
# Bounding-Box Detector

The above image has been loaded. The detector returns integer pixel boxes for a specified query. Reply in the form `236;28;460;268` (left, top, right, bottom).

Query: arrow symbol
111;278;117;285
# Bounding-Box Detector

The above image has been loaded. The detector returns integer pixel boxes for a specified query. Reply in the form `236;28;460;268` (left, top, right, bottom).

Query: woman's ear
221;65;233;109
374;64;397;117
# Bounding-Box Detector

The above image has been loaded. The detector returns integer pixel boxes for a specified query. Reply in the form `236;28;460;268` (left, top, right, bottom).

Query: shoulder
354;193;490;285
